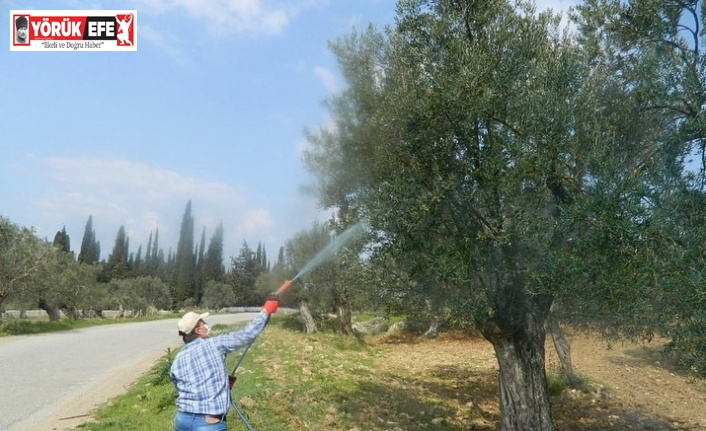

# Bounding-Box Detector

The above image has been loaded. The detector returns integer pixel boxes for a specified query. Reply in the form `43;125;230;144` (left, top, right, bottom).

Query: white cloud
135;0;327;36
314;66;339;94
37;156;271;259
173;0;289;35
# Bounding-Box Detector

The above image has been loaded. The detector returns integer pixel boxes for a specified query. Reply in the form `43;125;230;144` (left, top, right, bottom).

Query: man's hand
262;296;279;315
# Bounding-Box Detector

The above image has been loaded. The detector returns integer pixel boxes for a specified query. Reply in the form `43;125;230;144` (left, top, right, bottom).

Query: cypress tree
78;215;100;264
105;225;129;279
145;232;153;267
175;200;195;304
151;228;160;275
52;226;71;254
204;223;225;283
195;227;206;304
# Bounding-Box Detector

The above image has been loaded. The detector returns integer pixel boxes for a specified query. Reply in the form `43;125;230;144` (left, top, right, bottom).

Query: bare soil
373;330;706;430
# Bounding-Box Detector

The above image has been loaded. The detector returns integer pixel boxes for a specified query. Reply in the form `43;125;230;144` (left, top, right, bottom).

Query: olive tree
570;0;706;375
303;1;674;429
0;217;54;312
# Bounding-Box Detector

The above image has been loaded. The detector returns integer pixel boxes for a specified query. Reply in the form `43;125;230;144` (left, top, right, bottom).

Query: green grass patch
0;313;180;336
76;316;393;430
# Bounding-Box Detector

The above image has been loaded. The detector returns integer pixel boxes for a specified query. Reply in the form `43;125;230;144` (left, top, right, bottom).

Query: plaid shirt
169;311;268;415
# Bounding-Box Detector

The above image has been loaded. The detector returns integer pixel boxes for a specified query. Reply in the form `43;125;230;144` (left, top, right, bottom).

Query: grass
75;316;397;431
68;315;695;431
0;313;181;336
73;315;501;431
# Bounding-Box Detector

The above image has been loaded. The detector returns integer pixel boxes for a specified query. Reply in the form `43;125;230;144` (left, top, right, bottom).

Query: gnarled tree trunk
482;294;555;431
38;297;61;321
299;300;317;334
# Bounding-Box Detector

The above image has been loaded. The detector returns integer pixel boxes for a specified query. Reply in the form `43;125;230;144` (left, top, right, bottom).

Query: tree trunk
338;303;353;335
333;286;354;336
337;298;354;336
482;296;555;431
299;300;317;334
424;291;443;338
547;314;573;376
61;306;82;320
38;298;61;321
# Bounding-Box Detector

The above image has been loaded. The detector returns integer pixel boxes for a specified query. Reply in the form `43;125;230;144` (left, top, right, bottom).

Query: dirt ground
374;330;706;431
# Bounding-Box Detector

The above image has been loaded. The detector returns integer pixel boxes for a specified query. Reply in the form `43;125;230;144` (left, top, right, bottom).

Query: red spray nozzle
274;279;292;297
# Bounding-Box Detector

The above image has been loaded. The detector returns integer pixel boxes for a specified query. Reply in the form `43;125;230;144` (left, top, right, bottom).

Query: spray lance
227;279;292;387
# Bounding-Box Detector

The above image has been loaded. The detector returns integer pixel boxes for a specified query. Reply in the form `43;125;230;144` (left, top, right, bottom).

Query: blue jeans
174;411;227;431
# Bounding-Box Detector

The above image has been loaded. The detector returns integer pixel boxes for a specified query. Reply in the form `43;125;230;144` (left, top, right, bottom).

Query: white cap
177;311;209;335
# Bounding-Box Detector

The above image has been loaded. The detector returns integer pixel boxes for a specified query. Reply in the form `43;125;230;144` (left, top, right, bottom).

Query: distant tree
149;228;161;276
175;200;196;304
52;226;71;254
145;231;153;267
103;225;129;281
133;245;143;275
35;251;98;320
78;215;100;264
256;242;268;272
131;276;172;311
201;280;237;310
276;246;285;270
203;223;225;283
195;227;206;304
229;241;264;306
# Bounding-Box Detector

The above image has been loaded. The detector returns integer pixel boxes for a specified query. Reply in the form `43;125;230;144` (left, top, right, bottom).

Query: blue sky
1;0;575;262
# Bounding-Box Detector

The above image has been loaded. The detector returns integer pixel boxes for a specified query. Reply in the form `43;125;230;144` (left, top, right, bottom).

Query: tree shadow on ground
338;360;684;431
609;341;695;378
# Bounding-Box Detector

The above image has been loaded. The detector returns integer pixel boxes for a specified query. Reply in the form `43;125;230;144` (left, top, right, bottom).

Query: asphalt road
0;313;260;431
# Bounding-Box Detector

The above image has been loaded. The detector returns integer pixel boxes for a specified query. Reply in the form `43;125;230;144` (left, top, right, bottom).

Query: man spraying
169;297;279;431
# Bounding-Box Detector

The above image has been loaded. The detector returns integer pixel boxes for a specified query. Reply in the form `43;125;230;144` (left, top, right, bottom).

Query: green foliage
545;369;591;397
200;280;237;309
0;312;179;336
148;348;175;386
0;216;54;308
301;0;706;427
0;319;73;335
102;225;129;281
52;226;71;254
229;241;266;306
664;301;706;377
